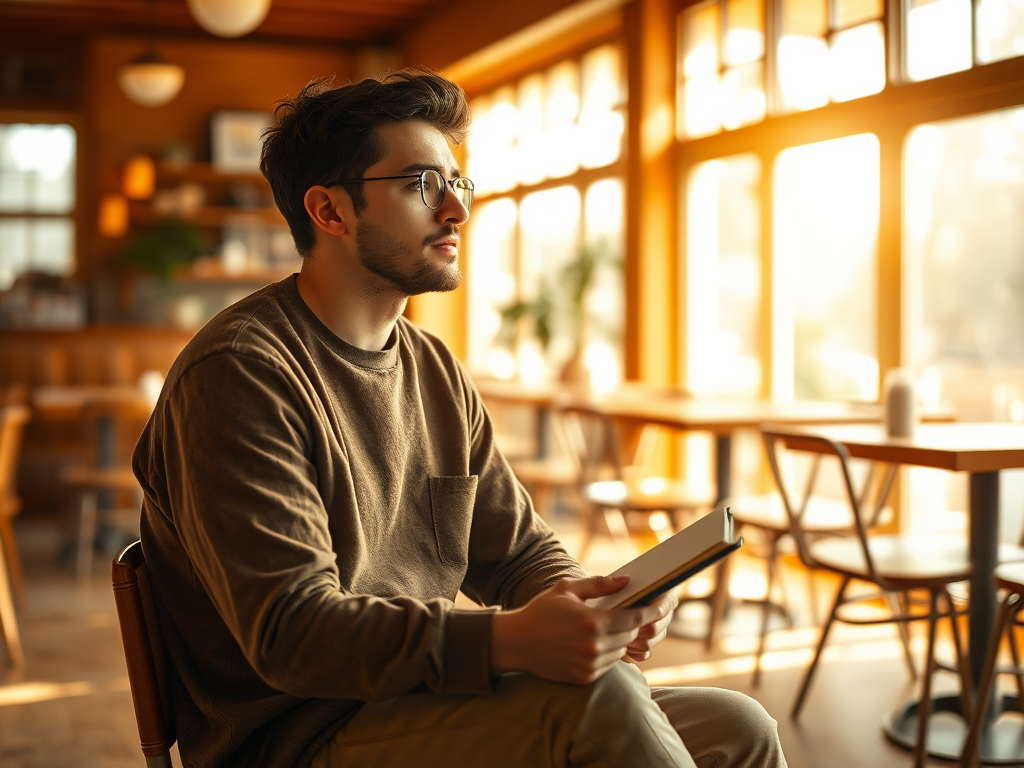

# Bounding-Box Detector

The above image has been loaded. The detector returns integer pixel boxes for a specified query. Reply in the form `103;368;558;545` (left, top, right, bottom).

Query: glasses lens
421;170;444;209
453;177;474;210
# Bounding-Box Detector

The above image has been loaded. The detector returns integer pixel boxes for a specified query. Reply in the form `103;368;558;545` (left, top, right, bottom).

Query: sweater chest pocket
428;475;478;567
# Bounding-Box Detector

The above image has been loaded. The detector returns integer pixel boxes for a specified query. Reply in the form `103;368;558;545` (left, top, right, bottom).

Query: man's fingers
561;574;631;600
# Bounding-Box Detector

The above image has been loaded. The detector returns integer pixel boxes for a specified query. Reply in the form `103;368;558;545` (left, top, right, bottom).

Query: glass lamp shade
187;0;272;37
118;56;185;107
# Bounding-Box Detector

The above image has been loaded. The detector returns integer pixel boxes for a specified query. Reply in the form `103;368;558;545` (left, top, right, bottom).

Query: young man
133;70;788;768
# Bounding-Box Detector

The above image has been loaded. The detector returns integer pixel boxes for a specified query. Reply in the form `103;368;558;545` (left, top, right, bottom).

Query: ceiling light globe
118;60;185;107
187;0;272;38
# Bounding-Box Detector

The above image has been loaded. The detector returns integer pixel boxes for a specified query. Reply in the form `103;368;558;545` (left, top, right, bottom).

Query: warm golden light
773;134;880;401
777;35;830;112
122;154;155;199
831;22;886;102
98;194;129;237
906;0;973;81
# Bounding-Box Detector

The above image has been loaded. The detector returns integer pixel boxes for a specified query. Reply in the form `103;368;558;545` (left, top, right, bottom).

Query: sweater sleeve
454;365;589;610
155;351;497;701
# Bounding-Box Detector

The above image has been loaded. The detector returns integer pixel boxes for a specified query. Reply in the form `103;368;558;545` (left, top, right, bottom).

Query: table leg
969;471;1001;685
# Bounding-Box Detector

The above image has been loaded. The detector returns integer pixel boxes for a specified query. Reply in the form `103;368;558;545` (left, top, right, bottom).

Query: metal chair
959;561;1024;767
761;424;973;768
559;398;713;560
112;540;175;767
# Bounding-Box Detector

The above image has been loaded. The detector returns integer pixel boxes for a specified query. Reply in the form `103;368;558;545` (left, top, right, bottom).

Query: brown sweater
133;276;585;767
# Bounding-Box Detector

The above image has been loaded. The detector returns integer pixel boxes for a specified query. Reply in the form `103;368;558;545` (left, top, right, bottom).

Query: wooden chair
62;398;151;579
112;540;175;767
506;406;580;521
0;405;31;605
761;425;973;768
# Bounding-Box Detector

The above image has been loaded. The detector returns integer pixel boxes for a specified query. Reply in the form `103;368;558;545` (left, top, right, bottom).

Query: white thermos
884;368;918;438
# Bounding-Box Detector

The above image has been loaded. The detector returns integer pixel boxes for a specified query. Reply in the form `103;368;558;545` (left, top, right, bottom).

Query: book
586;506;743;609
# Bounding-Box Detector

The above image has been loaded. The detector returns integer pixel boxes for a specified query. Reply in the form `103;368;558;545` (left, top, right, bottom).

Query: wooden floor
0;512;986;767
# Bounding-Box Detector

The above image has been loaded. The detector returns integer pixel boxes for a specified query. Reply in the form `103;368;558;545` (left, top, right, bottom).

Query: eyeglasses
326;169;474;211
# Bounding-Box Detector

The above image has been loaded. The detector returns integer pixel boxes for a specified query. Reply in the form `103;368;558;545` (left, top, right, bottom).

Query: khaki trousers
311;662;788;768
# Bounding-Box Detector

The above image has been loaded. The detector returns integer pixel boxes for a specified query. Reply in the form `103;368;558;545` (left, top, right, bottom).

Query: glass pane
830;21;886;102
466;198;518;377
682;2;721;78
721;61;766;129
0;218;28;290
687;154;762;397
835;0;883;28
724;0;765;66
777;34;830;111
977;0;1024;64
906;0;973;81
905;108;1024;536
682;76;722;138
0;124;76;213
774;134;880;401
519;186;582;379
580;45;625;169
583;179;625;391
0;217;74;290
467;91;519;196
906;108;1024;421
517;76;547;186
782;0;828;36
544;61;581;179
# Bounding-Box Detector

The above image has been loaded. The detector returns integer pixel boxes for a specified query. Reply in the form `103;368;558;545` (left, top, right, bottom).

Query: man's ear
304;186;349;236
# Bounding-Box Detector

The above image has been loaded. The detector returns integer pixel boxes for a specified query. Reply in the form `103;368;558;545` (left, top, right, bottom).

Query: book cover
587;506;742;609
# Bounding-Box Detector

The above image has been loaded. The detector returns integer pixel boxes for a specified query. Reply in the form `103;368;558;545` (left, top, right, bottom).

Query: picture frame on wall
210;110;274;173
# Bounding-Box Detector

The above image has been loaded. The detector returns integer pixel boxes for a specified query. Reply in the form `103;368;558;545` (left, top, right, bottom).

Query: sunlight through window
773;134;879;402
686;155;762;397
906;0;972;81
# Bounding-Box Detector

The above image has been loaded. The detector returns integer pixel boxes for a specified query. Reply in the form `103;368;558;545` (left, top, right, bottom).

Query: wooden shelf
179;259;298;283
129;203;285;228
155;162;268;186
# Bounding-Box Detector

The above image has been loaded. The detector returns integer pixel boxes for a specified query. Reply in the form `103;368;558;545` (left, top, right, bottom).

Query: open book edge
587;506;743;609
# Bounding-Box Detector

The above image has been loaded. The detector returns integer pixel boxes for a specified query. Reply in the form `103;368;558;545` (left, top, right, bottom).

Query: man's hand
489;575;674;685
624;590;678;662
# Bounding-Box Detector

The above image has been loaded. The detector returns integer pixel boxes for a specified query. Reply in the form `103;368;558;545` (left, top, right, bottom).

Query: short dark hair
260;69;471;257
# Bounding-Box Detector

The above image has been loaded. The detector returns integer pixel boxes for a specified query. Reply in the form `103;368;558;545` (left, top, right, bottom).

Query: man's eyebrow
399;162;462;177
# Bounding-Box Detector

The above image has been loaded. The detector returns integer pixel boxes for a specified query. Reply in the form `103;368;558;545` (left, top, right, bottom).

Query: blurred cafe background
1;0;1024;765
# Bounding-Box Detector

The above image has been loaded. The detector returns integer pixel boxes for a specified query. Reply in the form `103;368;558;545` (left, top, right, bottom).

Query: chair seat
507;456;578;486
809;533;971;586
61;465;140;491
995;561;1024;593
582;478;711;512
727;494;863;533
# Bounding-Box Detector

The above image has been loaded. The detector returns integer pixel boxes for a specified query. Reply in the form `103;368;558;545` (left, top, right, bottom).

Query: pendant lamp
118;0;184;107
119;51;185;107
187;0;272;38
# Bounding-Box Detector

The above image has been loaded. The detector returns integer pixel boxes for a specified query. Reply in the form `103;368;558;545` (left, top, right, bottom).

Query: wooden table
577;397;890;503
773;422;1024;763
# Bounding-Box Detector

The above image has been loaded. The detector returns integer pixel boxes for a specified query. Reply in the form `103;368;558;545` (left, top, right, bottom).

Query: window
466;44;626;388
906;0;1024;80
0;123;76;290
676;0;884;138
773;134;879;401
676;0;1024;528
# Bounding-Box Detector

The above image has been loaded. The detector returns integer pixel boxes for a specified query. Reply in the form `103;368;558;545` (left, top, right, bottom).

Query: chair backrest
0;405;30;510
760;424;897;586
111;540;175;767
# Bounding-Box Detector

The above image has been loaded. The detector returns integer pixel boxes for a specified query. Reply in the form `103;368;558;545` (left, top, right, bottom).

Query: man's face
351;120;469;296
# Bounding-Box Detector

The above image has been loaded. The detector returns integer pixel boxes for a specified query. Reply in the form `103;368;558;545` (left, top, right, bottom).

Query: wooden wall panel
85;36;354;276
